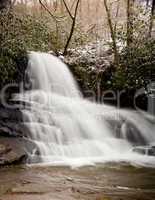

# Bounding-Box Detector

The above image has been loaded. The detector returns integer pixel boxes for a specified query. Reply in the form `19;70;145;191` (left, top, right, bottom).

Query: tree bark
63;0;80;55
149;0;155;37
127;0;134;48
103;0;119;67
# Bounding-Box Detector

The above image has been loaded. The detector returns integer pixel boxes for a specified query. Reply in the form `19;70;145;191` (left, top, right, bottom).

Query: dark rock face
0;105;34;166
0;105;30;138
105;116;147;146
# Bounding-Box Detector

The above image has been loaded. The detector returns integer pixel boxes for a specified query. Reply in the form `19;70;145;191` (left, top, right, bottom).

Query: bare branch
39;0;80;55
39;0;66;21
70;0;77;10
74;0;80;18
39;0;57;21
63;0;80;55
62;0;74;20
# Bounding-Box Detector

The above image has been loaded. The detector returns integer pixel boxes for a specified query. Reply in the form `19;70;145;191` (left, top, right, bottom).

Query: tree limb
39;0;66;21
62;0;74;20
39;0;57;21
63;0;80;55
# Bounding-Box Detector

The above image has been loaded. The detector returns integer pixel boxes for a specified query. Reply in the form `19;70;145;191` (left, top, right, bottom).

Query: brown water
0;163;155;200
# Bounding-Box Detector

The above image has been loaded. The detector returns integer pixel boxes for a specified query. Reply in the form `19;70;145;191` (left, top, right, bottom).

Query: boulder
0;143;11;155
0;149;26;165
0;137;28;165
132;145;155;156
0;103;37;166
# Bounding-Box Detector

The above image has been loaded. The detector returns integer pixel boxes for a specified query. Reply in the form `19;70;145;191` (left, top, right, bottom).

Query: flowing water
15;51;155;168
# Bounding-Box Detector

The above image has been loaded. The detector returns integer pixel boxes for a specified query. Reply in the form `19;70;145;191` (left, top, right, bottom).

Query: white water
16;51;155;168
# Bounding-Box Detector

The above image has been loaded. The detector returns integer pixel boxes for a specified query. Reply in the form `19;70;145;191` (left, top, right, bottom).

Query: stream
0;163;155;200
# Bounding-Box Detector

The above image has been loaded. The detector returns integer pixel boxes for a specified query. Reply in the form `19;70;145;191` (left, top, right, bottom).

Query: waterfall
16;51;155;167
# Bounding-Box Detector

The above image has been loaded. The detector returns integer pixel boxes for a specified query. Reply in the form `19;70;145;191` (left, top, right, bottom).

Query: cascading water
16;51;155;167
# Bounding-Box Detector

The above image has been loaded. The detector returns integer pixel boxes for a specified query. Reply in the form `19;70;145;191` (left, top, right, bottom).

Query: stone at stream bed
0;137;39;166
0;143;11;155
0;150;26;165
0;137;28;165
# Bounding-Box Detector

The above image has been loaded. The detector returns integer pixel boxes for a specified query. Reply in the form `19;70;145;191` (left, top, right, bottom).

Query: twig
39;0;66;21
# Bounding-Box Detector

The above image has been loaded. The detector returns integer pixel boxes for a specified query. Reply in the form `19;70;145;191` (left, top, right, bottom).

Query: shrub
0;10;52;88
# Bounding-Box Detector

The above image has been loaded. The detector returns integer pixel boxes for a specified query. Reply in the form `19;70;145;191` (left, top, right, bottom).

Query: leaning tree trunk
0;0;11;10
103;0;119;67
127;0;134;48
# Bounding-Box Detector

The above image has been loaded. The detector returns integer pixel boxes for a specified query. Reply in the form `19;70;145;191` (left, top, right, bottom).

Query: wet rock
0;150;26;165
0;102;37;166
0;137;37;166
105;116;147;146
0;103;31;165
0;143;11;155
0;121;30;138
0;104;31;166
0;107;23;122
0;103;32;139
132;145;155;156
0;127;12;136
0;138;26;165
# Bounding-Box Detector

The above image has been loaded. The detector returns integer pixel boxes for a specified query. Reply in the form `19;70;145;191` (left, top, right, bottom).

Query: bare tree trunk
103;0;119;67
127;0;134;48
63;0;80;55
149;0;155;37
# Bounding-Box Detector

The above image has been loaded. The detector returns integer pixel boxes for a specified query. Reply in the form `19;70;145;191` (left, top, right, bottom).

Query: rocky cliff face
0;104;34;166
